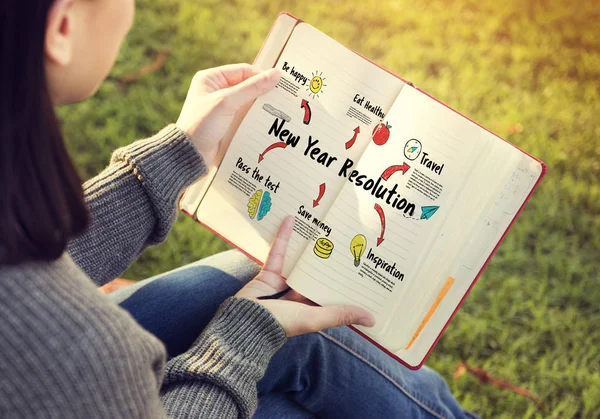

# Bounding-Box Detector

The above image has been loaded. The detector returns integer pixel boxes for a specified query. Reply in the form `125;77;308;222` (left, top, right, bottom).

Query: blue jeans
110;250;475;419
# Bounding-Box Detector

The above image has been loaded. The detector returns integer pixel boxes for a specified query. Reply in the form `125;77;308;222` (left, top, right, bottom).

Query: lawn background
59;0;599;417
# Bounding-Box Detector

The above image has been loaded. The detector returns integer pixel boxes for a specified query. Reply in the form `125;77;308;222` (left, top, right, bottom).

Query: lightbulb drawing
350;234;367;267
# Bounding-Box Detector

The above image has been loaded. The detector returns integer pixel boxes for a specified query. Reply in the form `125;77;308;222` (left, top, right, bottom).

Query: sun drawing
307;71;326;98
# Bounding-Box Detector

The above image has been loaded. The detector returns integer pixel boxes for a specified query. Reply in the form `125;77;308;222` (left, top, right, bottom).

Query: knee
269;331;333;376
283;328;348;374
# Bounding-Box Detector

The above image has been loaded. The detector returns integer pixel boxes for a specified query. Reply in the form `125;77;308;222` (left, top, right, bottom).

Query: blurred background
59;0;599;417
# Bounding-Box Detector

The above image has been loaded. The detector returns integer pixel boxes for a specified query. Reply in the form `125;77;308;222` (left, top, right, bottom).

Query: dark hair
0;1;88;265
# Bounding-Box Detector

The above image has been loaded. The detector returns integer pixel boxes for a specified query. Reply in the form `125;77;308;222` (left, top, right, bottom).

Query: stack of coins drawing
313;238;334;259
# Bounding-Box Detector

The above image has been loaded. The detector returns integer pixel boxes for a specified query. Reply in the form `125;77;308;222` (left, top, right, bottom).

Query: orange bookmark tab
405;276;455;350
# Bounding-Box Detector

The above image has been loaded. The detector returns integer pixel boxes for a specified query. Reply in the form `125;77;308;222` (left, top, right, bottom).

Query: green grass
59;0;599;417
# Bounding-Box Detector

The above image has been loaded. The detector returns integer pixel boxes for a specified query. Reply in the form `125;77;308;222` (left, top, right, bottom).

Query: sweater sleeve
68;125;207;286
160;298;287;418
0;257;286;418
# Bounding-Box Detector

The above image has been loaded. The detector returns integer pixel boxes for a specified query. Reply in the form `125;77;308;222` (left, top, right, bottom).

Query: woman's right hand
176;64;281;166
235;217;376;337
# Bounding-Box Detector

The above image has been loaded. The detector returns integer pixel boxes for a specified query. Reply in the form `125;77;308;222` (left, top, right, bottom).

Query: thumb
304;305;376;334
222;67;281;109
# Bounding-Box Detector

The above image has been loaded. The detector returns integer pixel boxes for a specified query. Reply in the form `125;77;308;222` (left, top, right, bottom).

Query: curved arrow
258;142;287;163
374;203;386;246
345;126;361;150
313;183;326;207
301;99;312;125
381;162;411;180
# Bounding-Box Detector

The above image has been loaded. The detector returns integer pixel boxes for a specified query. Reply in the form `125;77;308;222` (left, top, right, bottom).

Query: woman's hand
176;64;281;166
235;217;376;337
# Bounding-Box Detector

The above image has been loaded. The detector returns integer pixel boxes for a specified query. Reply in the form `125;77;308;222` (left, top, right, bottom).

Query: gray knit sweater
0;125;287;418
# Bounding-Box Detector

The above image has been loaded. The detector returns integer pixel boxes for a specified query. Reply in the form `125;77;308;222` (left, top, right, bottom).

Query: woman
0;0;473;417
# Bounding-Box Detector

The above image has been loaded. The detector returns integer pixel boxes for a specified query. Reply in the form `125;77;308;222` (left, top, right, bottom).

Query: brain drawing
247;190;263;219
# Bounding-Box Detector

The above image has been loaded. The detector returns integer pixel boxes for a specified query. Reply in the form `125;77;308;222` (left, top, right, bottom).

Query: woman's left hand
235;217;376;338
176;63;281;166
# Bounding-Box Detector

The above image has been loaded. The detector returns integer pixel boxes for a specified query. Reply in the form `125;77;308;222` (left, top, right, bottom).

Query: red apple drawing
372;122;391;145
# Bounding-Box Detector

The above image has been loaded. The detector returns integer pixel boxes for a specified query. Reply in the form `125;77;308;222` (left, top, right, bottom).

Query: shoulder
0;254;166;417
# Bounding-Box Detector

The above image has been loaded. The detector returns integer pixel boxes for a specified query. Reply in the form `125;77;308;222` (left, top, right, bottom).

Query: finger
221;67;281;109
253;271;289;292
216;63;263;88
193;63;261;91
302;305;376;333
262;216;295;275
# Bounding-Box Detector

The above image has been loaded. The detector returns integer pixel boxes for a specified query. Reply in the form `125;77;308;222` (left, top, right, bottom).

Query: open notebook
180;13;546;369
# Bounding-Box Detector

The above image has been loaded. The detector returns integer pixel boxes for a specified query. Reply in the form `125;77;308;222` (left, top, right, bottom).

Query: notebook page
398;147;543;367
386;129;517;349
287;86;485;335
197;23;405;276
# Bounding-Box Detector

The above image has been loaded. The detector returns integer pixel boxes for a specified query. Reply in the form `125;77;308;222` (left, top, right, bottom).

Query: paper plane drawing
420;206;440;220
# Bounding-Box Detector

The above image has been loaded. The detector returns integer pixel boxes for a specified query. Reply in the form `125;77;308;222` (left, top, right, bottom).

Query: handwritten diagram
374;203;386;246
307;71;327;99
247;190;262;219
345;126;361;150
350;234;367;267
301;99;312;125
314;238;334;259
420;206;440;220
247;190;273;221
381;163;411;180
258;142;287;163
404;139;422;160
313;183;326;207
372;122;392;146
262;103;291;122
